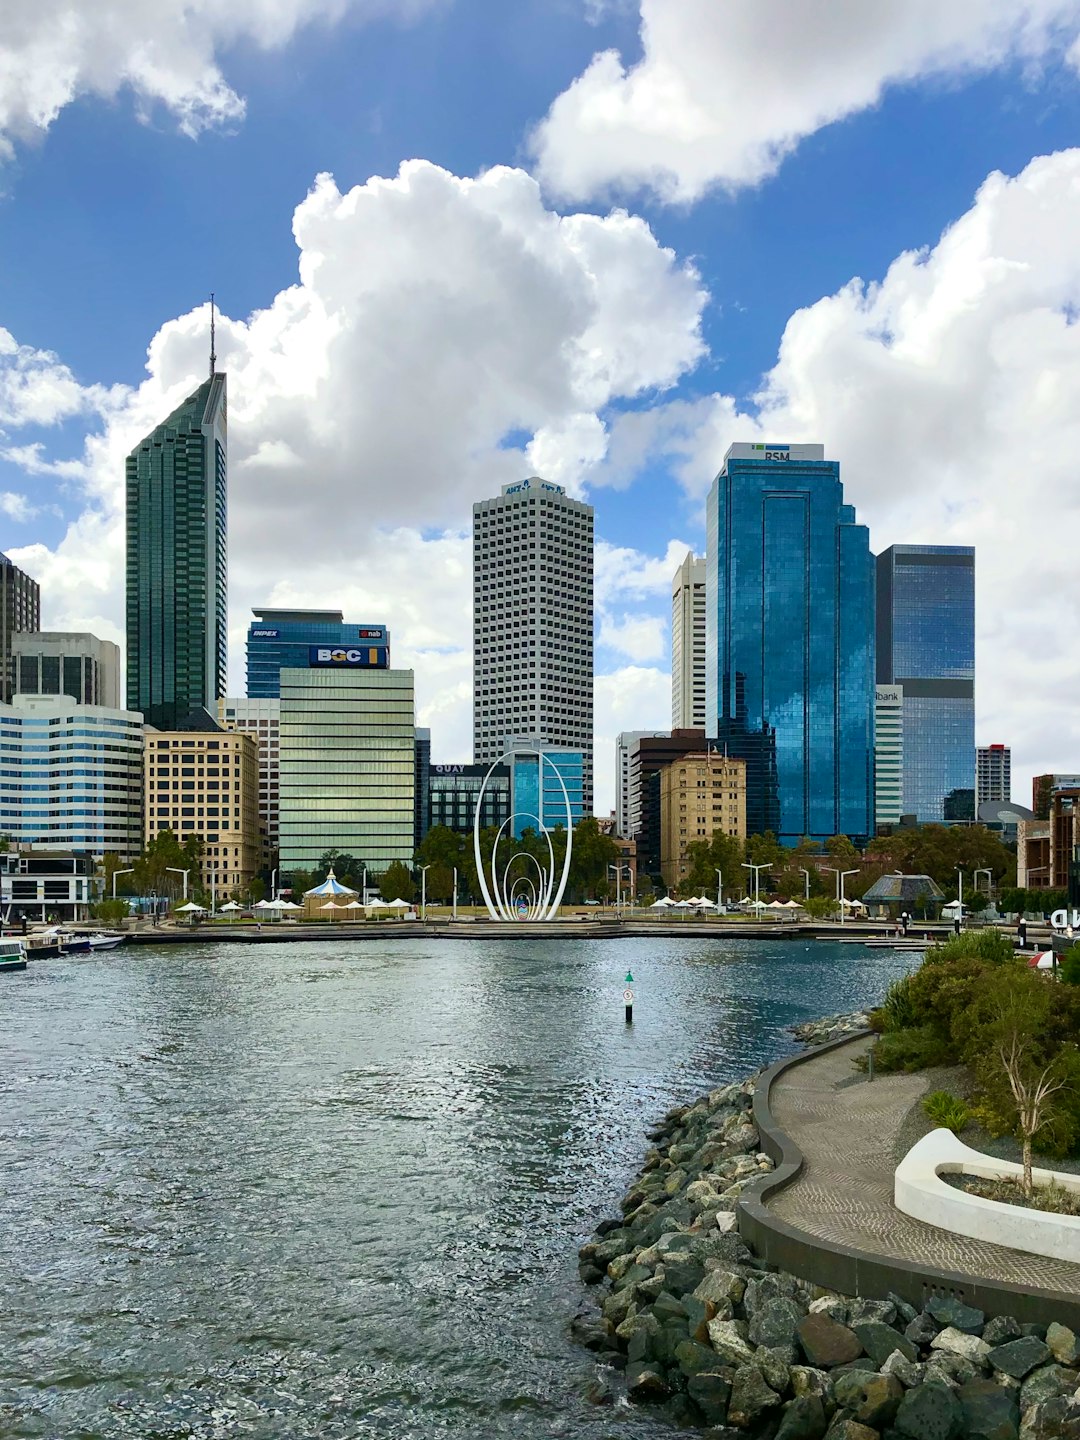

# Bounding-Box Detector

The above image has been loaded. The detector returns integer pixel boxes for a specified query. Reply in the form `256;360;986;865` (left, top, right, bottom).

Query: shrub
927;929;1016;966
922;1090;970;1134
874;974;919;1033
871;1026;952;1074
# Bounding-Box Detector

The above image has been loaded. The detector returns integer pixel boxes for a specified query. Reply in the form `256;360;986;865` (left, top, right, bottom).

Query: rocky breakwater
572;1070;1080;1437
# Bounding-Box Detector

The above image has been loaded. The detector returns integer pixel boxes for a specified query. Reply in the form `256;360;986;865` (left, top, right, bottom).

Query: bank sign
308;646;389;668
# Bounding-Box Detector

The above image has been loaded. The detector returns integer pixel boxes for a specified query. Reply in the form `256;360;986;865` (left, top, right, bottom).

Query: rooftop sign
725;442;825;464
501;478;566;497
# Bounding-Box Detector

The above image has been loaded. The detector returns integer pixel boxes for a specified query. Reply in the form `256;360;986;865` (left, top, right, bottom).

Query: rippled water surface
0;935;913;1438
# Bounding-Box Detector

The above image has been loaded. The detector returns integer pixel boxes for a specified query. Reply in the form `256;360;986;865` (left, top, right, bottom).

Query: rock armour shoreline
571;1014;1080;1438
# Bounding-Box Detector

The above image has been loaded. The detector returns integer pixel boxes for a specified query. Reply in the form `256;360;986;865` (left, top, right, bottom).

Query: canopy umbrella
277;900;302;911
650;896;676;908
692;897;717;909
783;899;804;909
321;900;345;921
175;901;206;913
1029;951;1056;970
384;898;411;909
219;901;243;912
343;899;365;911
766;900;788;910
365;898;390;909
304;867;358;898
253;898;277;910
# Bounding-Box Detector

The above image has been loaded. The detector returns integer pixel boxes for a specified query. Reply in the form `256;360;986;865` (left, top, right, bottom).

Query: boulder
1019;1395;1080;1440
1047;1325;1080;1369
626;1319;662;1364
791;1365;833;1405
715;1211;739;1233
744;1271;801;1318
881;1350;927;1388
906;1313;942;1348
728;1363;782;1428
624;1360;671;1402
695;1268;747;1307
854;1320;919;1367
983;1318;1023;1348
775;1393;828;1440
824;1422;879;1440
957;1378;1020;1440
848;1297;898;1327
675;1339;722;1378
686;1371;732;1426
931;1327;991;1365
1019;1365;1079;1411
894;1378;966;1440
708;1318;758;1368
663;1258;707;1297
926;1351;980;1387
579;1261;606;1285
591;1230;636;1265
582;1376;613;1406
988;1337;1052;1380
810;1296;850;1323
757;1345;793;1396
602;1286;636;1328
569;1313;614;1351
652;1290;688;1327
832;1370;903;1429
887;1292;919;1326
749;1297;805;1351
925;1296;986;1335
797;1313;865;1368
617;1309;659;1347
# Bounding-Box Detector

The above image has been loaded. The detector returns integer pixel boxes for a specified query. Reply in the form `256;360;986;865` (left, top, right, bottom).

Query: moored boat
0;938;27;972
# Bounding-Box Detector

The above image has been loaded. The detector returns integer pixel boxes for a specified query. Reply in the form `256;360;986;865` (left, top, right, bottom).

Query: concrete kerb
737;1030;1080;1331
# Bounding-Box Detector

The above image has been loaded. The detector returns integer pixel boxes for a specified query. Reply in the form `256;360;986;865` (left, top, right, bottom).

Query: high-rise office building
876;545;975;823
145;720;261;892
126;370;227;729
473;478;594;814
672;553;707;730
247;610;390;698
977;744;1011;806
706;443;875;844
0;695;144;859
278;666;415;875
616;730;668;838
504;736;585;839
428;762;510;835
660;750;746;890
1;552;41;702
874;685;904;830
625;729;709;877
219;697;280;856
12;632;121;709
414;728;431;849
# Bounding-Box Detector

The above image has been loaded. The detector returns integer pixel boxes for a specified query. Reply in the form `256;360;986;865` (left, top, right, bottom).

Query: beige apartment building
144;726;261;895
660;750;746;890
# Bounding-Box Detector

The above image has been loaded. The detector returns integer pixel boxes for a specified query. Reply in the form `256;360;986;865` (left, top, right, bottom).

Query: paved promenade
767;1035;1080;1293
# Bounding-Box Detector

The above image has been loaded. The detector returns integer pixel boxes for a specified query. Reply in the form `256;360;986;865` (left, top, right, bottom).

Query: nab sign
308;646;389;669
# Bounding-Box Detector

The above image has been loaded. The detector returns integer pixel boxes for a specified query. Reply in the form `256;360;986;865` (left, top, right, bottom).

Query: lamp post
112;868;134;900
799;867;811;901
452;866;458;921
955;865;965;918
271;867;278;902
741;862;770;920
418;864;431;921
825;866;858;925
974;867;992;895
716;869;724;912
608;862;631;910
165;867;189;902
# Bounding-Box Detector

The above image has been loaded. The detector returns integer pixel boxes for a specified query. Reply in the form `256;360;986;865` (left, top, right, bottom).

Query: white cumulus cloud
0;0;437;161
532;0;1080;203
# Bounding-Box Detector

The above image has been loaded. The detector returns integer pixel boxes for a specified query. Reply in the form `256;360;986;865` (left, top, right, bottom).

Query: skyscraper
472;478;594;814
615;729;668;838
977;744;1011;806
706;443;874;844
246;609;389;698
876;545;975;823
0;552;41;703
12;632;120;709
126;370;227;729
874;685;904;830
672;553;707;730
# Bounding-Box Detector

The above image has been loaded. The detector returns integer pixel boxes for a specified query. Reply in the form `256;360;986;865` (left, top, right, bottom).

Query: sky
3;0;1080;817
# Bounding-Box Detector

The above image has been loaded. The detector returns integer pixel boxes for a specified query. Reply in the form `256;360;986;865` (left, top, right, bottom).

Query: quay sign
1051;909;1080;929
309;646;389;668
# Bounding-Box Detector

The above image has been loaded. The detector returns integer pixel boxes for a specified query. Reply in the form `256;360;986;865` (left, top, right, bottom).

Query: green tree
803;896;838;920
425;862;455;903
380;860;416;903
825;834;859;857
684;830;744;899
567;817;620;900
132;829;204;899
92;897;130;926
313;849;365;890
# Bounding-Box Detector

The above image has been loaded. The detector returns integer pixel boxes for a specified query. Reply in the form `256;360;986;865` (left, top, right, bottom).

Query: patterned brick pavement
767;1036;1080;1292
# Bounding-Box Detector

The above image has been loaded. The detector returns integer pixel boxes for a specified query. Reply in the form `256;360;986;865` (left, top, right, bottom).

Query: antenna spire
209;292;217;378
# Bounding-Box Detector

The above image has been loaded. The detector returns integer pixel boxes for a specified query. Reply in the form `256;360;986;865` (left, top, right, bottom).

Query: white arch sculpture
472;747;574;921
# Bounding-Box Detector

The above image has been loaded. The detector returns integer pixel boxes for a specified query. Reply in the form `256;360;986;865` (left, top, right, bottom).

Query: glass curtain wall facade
429;763;510;834
247;610;389;698
508;743;584;839
1;552;41;703
12;633;121;709
278;667;415;874
706;444;875;845
126;374;227;729
876;545;974;823
0;695;145;859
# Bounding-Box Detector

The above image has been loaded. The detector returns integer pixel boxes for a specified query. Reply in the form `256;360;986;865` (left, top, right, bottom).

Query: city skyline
5;4;1080;812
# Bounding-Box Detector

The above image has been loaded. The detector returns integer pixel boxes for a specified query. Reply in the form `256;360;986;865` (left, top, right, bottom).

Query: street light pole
956;865;965;918
974;867;992;895
741;862;770;920
165;867;189;902
716;869;724;912
418;864;431;921
799;867;811;900
112;868;134;899
825;866;858;925
271;867;278;901
452;866;458;921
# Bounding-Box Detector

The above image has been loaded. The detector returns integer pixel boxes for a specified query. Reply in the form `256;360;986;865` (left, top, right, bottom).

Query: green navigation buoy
625;971;633;983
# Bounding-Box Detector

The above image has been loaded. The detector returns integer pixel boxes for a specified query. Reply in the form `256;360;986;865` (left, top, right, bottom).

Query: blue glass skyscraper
706;443;875;844
876;545;975;822
246;609;390;698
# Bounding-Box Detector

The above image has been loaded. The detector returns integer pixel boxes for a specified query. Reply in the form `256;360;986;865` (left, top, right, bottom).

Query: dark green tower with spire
125;323;227;729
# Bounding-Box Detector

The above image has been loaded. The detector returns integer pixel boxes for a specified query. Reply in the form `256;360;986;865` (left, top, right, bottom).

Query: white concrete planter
895;1129;1080;1263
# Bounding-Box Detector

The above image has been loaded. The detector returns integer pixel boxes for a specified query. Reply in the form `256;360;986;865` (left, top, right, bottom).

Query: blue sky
4;0;1080;809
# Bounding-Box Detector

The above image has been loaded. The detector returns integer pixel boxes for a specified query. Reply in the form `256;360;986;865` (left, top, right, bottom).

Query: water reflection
0;936;911;1438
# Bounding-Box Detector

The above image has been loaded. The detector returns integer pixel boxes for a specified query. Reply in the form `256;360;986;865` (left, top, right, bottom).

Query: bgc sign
309;646;389;669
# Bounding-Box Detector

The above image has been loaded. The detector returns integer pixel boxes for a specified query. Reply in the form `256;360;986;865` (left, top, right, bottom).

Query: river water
0;935;912;1439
